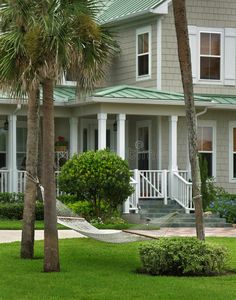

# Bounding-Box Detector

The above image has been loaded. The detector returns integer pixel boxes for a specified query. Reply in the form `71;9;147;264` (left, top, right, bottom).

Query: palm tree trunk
172;0;205;240
42;79;60;272
21;87;40;258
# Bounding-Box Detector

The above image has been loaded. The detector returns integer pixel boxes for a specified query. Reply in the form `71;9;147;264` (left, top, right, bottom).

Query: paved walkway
0;227;236;243
0;230;83;244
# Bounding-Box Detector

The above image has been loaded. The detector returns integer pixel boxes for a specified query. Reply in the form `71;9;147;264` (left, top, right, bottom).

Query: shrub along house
1;0;236;222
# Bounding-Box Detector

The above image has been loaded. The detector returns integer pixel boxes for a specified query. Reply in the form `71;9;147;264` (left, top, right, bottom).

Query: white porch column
116;114;126;159
97;113;107;150
69;117;78;157
168;116;178;171
116;114;129;213
168;116;178;199
8;114;18;192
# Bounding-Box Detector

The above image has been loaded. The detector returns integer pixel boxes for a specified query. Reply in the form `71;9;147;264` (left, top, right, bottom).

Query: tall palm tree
0;1;42;258
37;1;118;272
172;0;205;240
0;0;118;271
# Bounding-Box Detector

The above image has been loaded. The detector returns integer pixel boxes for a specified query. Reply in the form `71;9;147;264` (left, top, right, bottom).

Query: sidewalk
0;227;236;243
0;230;83;244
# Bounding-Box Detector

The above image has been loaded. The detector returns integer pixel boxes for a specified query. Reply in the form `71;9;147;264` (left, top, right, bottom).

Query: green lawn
0;219;153;230
0;220;66;230
0;238;236;300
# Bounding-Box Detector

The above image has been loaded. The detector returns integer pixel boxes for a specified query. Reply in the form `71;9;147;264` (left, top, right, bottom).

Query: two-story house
1;0;236;215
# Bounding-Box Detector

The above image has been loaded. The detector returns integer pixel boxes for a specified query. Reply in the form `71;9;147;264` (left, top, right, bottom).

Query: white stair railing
172;172;194;213
126;176;138;212
0;170;9;193
139;170;166;199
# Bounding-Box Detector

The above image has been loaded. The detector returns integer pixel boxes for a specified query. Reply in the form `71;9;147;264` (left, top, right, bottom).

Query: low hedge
139;237;228;276
0;202;44;220
0;193;24;203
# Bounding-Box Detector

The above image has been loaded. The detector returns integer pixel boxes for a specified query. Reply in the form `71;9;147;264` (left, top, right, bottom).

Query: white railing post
123;197;130;214
163;169;168;205
134;169;139;208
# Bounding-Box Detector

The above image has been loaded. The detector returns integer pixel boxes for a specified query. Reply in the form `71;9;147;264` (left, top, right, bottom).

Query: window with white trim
229;122;236;181
136;27;151;79
232;128;236;179
189;26;236;86
0;128;7;169
197;123;216;177
17;127;27;170
200;32;221;80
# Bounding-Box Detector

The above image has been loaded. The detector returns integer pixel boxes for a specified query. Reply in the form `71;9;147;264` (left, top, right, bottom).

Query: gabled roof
98;0;167;24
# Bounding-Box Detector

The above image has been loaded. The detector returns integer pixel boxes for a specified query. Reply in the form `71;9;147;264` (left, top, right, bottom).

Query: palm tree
39;1;118;272
0;1;41;258
172;0;205;240
0;0;118;271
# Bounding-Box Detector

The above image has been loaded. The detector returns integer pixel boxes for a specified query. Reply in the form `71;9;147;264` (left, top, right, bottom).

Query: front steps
137;199;232;228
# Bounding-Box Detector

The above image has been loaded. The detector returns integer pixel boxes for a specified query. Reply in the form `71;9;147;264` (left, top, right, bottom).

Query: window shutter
188;26;197;84
224;28;236;86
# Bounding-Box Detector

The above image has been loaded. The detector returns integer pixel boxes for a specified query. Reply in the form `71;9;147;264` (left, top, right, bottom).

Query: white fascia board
90;96;217;107
150;0;172;15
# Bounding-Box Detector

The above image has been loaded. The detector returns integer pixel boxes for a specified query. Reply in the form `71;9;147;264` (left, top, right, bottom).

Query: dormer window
136;26;151;80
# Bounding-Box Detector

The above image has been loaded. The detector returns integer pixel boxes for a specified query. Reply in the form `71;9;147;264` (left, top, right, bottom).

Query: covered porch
0;85;203;214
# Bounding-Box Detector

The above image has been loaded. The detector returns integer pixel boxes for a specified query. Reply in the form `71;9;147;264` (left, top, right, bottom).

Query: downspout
196;106;208;120
186;106;209;182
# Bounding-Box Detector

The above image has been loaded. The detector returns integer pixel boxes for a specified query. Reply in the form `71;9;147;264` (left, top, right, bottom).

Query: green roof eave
0;86;77;105
98;0;168;25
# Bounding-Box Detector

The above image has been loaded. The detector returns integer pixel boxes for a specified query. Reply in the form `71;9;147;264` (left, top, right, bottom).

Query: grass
0;237;235;299
0;219;156;230
0;220;66;230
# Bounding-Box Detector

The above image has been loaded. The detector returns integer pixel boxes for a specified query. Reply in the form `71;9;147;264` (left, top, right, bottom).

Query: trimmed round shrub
139;237;228;276
58;150;134;218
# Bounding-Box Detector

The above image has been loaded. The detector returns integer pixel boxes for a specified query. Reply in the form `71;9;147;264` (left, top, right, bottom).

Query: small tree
59;150;134;218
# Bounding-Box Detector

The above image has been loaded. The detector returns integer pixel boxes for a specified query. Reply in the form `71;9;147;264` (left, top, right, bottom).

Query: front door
136;121;150;170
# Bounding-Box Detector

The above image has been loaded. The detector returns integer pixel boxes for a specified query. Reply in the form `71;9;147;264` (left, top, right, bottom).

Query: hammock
56;200;179;243
57;216;152;243
36;183;177;243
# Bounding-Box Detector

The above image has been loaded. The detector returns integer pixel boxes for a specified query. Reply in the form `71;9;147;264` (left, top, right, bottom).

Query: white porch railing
0;170;9;193
178;170;190;181
17;171;26;193
1;169;194;214
55;171;61;197
172;172;194;213
126;176;138;212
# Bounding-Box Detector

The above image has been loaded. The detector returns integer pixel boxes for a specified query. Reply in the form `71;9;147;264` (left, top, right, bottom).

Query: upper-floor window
188;26;236;85
136;26;151;80
200;32;221;80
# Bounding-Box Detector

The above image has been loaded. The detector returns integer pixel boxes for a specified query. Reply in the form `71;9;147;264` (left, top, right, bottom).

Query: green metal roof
93;85;212;102
98;0;166;24
1;84;236;107
198;94;236;105
0;86;76;103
